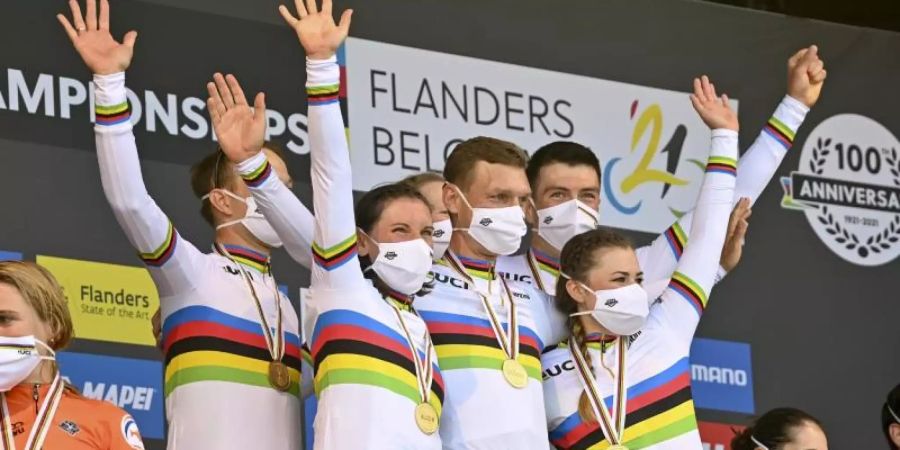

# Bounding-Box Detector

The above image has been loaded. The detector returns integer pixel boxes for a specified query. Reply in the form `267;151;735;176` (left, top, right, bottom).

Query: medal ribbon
443;252;520;362
0;372;65;450
568;335;628;446
216;244;284;361
387;299;435;407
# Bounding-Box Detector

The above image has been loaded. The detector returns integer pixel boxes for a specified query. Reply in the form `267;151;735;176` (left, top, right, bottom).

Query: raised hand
278;0;352;60
690;75;739;132
57;0;137;75
206;74;267;163
720;197;751;272
787;45;827;108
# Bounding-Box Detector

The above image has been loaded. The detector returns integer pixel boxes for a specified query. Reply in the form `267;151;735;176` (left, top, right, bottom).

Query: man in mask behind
57;0;313;447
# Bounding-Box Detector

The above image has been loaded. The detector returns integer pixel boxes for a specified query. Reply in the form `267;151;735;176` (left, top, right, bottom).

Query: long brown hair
555;228;632;423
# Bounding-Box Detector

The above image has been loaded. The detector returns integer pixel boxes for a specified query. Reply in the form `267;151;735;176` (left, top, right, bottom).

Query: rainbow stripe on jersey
162;305;303;396
310;309;445;415
420;310;543;382
550;357;696;450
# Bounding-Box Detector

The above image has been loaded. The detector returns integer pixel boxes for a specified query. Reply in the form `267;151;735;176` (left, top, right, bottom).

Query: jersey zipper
32;384;39;416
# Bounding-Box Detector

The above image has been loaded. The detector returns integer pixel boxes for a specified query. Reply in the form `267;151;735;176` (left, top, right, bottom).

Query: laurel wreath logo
812;138;900;258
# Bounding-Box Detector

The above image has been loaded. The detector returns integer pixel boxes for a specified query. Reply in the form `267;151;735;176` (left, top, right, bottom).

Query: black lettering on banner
391;73;411;113
373;126;395;165
504;91;525;131
442;82;468;121
474;87;500;125
414;78;439;118
553;99;574;138
370;70;388;109
529;95;551;135
399;131;422;171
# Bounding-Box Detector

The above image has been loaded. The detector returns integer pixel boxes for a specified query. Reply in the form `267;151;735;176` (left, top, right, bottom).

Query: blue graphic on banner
0;251;22;261
58;352;164;439
689;337;754;414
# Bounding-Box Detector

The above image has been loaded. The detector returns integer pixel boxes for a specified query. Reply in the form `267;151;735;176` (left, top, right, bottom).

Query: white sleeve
306;57;366;290
655;129;737;343
93;73;206;297
636;95;809;284
236;152;315;269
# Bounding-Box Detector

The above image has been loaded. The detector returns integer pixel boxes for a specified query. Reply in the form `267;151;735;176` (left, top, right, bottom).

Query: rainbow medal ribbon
569;335;629;449
215;244;289;392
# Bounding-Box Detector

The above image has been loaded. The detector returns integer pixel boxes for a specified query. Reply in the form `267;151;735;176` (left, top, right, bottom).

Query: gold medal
414;402;439;435
502;358;528;389
607;445;629;450
268;361;292;392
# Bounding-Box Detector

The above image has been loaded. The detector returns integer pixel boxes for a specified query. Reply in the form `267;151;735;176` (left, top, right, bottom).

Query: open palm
690;75;739;132
279;0;353;60
207;74;267;163
57;0;136;75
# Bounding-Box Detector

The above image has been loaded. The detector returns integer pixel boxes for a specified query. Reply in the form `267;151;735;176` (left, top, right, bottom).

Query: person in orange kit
0;261;145;450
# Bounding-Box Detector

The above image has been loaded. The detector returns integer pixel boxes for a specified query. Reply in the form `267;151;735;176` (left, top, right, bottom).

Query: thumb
123;30;138;48
253;92;267;123
338;9;353;34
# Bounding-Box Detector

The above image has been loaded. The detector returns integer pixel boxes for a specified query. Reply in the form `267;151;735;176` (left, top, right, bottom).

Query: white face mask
535;199;599;251
0;336;55;392
567;281;649;336
431;219;453;260
363;233;434;295
206;189;283;248
452;187;527;256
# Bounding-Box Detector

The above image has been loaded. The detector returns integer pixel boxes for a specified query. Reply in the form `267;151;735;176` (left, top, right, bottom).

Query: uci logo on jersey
479;218;493;227
542;360;575;380
432;273;470;290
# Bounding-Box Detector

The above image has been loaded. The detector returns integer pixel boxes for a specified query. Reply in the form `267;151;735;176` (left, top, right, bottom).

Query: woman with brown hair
0;261;145;449
541;77;740;450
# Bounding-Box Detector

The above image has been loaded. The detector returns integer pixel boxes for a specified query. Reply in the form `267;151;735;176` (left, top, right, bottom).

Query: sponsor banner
699;421;744;450
690;338;754;414
58;352;164;439
345;37;738;234
36;255;159;346
0;250;22;261
781;114;900;266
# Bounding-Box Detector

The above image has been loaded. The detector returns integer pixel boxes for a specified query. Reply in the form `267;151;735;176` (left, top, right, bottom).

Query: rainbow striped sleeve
663;221;688;261
705;156;738;177
139;222;179;267
237;152;273;188
668;271;709;317
763;115;796;150
312;235;358;271
95;100;131;126
307;83;339;106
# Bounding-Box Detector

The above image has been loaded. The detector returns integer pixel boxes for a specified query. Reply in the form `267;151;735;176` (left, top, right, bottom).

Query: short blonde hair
0;261;74;350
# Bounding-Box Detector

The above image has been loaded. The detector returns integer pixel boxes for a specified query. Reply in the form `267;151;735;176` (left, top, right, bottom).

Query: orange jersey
4;383;144;450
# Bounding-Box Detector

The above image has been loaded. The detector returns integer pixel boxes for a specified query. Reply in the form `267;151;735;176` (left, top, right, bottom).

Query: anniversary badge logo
781;114;900;266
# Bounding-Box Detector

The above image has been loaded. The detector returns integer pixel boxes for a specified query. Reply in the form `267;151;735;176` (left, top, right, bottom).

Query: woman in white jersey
541;76;739;450
277;1;443;448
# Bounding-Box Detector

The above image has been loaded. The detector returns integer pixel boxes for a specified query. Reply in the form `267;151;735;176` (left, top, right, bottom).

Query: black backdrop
1;1;899;449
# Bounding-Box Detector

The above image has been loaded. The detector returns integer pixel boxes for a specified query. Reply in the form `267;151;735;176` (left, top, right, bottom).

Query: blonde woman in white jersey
542;77;739;450
206;1;444;447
